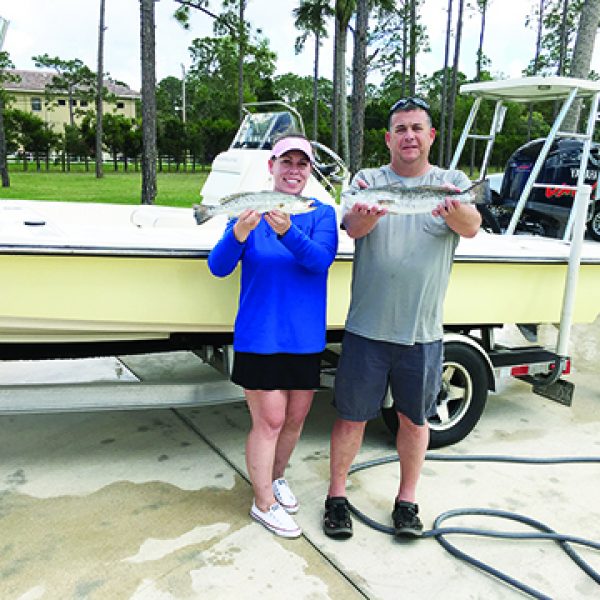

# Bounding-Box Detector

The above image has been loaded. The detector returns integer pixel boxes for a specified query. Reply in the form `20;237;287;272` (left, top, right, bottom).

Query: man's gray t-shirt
343;165;471;344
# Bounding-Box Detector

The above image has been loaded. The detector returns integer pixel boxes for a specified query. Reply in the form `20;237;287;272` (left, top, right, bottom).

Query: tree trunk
238;0;245;122
562;0;600;132
444;0;464;168
334;0;353;164
339;22;350;164
350;0;368;175
95;0;106;179
469;0;487;176
438;0;453;167
401;1;408;96
409;0;417;95
527;0;546;141
332;16;341;152
313;31;320;140
0;96;9;187
140;0;157;205
557;0;569;76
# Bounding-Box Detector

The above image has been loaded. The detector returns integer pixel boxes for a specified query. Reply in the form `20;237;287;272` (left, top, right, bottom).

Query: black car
491;137;600;240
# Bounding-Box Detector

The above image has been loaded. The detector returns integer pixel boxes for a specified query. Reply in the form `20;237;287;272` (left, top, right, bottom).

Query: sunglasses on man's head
389;97;431;114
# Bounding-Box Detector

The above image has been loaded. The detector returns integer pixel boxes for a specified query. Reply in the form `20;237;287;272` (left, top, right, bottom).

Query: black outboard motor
498;138;599;238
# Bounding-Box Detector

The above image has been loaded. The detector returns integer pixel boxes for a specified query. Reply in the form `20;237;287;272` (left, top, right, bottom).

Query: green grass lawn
0;170;209;207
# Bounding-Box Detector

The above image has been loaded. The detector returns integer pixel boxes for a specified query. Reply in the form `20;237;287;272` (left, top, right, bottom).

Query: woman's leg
245;389;288;511
272;389;314;480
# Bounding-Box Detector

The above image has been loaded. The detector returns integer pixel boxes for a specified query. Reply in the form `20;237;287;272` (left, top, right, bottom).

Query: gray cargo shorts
333;331;442;425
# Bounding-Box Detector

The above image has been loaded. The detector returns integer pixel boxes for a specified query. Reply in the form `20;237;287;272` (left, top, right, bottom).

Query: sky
1;0;599;93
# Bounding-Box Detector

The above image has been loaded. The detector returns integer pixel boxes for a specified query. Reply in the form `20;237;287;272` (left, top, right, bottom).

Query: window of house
58;99;66;106
30;97;42;111
80;100;88;107
116;101;125;109
71;99;77;106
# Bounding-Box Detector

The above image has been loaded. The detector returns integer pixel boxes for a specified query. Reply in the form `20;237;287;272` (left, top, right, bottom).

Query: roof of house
4;69;140;98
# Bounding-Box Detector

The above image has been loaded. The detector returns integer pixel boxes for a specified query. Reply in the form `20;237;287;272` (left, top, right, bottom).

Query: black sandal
323;496;353;539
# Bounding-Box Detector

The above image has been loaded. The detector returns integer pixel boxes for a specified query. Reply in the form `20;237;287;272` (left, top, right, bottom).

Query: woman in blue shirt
208;134;338;538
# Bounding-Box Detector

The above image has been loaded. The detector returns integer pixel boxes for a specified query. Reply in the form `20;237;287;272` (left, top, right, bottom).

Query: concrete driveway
0;322;599;599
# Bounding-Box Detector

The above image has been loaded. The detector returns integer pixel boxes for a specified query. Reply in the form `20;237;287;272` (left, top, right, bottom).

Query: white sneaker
250;501;302;538
272;478;299;514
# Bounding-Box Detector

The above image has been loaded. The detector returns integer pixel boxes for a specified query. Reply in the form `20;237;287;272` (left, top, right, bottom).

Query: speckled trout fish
342;179;490;215
194;191;316;225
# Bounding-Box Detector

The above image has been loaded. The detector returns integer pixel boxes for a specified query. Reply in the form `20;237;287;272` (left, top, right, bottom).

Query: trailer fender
442;333;496;392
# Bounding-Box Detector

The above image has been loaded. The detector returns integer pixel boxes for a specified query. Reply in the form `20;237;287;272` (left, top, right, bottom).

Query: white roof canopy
459;76;600;103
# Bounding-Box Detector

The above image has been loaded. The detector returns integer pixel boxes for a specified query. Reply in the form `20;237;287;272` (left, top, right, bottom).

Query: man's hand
432;197;461;218
233;209;261;242
343;179;388;239
264;209;291;236
350;201;388;219
432;185;482;238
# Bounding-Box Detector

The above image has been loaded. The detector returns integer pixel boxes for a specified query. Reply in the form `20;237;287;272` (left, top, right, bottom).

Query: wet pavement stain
0;476;252;599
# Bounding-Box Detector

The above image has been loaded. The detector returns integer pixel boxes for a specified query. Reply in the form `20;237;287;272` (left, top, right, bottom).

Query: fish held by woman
194;191;316;225
342;179;491;215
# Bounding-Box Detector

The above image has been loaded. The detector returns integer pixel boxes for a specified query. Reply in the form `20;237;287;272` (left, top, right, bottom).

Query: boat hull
1;200;599;347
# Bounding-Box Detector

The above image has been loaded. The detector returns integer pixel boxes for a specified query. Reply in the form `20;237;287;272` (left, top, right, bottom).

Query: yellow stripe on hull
0;254;598;342
445;261;599;325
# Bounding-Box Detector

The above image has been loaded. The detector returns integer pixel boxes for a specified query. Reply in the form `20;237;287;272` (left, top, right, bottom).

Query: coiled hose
347;453;600;600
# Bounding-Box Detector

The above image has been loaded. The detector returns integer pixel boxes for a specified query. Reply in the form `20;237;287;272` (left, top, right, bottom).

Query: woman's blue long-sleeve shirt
208;200;338;354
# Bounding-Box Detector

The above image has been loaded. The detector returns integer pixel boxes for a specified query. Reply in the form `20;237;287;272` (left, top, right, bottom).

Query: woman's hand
264;209;291;236
233;209;261;242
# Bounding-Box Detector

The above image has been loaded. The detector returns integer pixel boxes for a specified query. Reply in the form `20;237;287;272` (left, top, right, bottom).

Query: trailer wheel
382;343;489;449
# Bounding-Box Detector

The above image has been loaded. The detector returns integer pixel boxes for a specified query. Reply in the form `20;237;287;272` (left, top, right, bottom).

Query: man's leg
323;417;366;539
396;411;429;503
390;411;429;538
328;417;367;498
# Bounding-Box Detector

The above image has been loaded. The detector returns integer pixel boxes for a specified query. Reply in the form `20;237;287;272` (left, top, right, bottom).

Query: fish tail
193;204;213;225
468;179;491;205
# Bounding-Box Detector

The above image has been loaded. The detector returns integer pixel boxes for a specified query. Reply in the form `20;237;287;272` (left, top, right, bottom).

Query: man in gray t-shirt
323;97;482;540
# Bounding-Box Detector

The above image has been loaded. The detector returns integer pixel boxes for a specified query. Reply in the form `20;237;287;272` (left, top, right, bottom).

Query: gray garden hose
347;453;600;600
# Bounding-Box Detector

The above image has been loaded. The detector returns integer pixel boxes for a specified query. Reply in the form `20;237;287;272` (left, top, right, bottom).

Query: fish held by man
194;191;316;225
342;179;491;215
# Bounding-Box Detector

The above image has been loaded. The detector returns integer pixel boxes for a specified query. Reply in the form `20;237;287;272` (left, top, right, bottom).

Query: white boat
1;78;599;447
2;83;600;352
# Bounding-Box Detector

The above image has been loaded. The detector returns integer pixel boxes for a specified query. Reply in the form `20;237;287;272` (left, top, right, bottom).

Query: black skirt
231;351;321;390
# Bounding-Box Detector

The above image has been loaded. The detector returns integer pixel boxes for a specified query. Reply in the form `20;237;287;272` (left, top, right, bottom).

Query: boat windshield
230;111;300;150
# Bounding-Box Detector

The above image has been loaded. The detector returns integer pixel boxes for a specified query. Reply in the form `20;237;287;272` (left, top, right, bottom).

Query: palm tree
444;0;465;168
350;0;368;174
526;0;546;141
469;0;492;175
140;0;157;204
293;0;334;140
437;0;453;167
332;0;355;160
